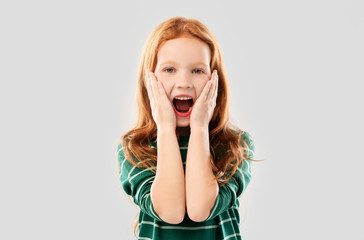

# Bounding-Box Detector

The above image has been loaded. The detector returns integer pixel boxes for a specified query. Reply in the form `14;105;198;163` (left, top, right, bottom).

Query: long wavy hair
120;16;256;236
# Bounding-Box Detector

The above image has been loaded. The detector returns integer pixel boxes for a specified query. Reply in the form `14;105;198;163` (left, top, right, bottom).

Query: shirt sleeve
117;143;164;222
205;131;255;220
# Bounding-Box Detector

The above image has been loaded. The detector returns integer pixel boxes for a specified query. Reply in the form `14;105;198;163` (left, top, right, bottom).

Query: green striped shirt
117;131;255;240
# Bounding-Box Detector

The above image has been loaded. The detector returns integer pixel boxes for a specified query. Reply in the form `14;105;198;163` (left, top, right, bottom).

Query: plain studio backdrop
1;0;363;239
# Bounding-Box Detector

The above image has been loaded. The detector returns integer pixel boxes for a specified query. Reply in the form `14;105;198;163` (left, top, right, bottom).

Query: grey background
1;0;363;239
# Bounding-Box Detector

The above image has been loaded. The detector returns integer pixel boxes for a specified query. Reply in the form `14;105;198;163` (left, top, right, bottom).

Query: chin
176;119;190;127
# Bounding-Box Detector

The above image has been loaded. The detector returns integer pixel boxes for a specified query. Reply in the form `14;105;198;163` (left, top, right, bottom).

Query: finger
146;71;156;107
145;70;152;100
202;80;212;102
156;79;167;99
151;72;169;102
144;69;149;85
212;70;218;101
149;71;159;101
206;70;216;100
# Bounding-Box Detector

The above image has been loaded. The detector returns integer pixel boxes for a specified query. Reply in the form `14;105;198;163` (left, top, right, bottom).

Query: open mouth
173;97;194;113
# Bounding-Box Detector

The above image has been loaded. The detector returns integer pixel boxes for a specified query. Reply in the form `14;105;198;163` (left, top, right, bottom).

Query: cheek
196;80;209;96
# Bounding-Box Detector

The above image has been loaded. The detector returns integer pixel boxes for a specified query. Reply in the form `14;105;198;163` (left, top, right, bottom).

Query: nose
175;71;193;89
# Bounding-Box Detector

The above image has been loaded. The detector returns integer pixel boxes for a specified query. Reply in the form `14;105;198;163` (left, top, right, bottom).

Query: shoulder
117;142;125;160
116;141;136;171
231;129;255;160
116;140;156;171
240;131;255;149
117;142;131;173
117;142;123;152
230;129;254;146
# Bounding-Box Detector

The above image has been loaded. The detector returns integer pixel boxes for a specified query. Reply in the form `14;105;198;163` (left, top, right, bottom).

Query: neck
176;127;190;136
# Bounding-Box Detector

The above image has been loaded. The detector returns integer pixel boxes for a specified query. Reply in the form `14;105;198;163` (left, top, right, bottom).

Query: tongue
174;99;191;112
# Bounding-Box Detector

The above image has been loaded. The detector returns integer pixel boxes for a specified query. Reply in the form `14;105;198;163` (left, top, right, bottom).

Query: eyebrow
159;61;208;68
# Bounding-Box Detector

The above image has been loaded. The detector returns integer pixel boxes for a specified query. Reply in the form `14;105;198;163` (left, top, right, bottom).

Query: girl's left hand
189;70;218;130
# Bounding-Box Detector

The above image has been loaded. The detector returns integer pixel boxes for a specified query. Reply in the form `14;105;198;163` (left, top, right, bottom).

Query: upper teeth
175;96;192;100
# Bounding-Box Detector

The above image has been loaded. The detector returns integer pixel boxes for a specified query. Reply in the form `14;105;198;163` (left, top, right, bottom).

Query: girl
117;16;256;240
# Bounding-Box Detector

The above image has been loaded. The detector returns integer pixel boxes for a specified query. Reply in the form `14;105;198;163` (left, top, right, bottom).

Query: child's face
154;36;211;127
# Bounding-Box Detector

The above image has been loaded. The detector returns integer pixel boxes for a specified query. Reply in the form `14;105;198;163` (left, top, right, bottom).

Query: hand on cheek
145;69;176;131
189;70;218;130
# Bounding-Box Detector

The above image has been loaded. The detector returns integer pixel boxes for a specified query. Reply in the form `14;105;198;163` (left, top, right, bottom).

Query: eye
192;69;204;74
163;67;175;73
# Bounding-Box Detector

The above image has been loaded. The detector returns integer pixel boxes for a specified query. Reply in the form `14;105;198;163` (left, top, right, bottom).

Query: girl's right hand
145;69;176;131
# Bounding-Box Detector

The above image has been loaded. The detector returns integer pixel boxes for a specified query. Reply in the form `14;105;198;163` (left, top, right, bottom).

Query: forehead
157;37;211;66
